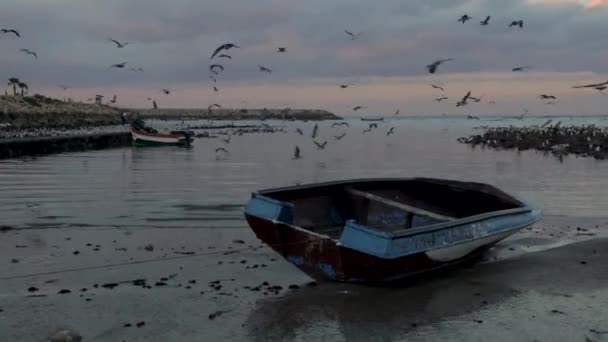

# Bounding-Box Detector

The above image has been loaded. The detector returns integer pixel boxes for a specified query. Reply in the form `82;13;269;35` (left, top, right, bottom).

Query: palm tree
17;82;28;96
8;78;20;96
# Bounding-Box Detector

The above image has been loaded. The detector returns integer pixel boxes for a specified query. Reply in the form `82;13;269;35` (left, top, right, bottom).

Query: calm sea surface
1;116;608;229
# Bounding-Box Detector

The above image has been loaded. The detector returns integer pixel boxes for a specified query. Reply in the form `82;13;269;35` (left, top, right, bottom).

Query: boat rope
0;238;319;281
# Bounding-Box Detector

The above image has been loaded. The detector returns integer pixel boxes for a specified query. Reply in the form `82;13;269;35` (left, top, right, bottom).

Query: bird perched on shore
458;15;471;23
1;29;20;37
344;30;361;40
508;20;524;28
109;39;130;48
293;145;301;159
313;140;327;150
210;43;240;59
512;66;530;72
19;49;37;59
480;16;491;25
456;91;472;107
430;84;445;91
386;127;395;136
110;62;127;68
540;94;557;100
209;64;224;74
426;59;453;74
258;65;272;73
277;47;287;53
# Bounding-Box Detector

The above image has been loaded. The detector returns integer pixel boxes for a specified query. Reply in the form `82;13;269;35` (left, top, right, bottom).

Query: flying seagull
311;124;318;139
508;20;524;28
426;58;453;74
334;132;347;140
331;122;350;128
58;84;70;90
430;84;445;91
344;30;361;40
512;66;530;72
210;43;240;59
540;94;556;100
109;39;130;48
295;128;304;135
456;91;472;107
480;16;491;25
339;83;354;89
353;106;365;111
213;86;219;92
20;49;37;59
277;47;287;53
217;54;232;59
394;110;400;116
573;80;608;89
458;15;471;23
109;95;117;104
435;96;448;102
386;127;395;136
208;104;222;111
161;89;171;95
1;29;20;37
209;64;224;74
293;145;301;159
469;96;482;103
313;140;327;150
110;62;127;68
258;65;272;73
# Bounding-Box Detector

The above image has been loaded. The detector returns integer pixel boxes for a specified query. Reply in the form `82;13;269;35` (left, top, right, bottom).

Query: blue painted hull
244;178;542;283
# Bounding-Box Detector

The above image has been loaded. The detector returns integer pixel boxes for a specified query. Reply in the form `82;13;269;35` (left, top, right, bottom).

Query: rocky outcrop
0;133;131;159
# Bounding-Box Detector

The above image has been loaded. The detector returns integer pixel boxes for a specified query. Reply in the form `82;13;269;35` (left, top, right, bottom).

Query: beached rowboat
131;128;191;146
244;178;542;283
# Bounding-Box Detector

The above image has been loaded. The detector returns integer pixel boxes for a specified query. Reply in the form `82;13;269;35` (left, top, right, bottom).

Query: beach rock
49;329;82;342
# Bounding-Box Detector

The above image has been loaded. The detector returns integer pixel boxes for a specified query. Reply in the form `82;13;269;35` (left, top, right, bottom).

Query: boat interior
261;179;524;238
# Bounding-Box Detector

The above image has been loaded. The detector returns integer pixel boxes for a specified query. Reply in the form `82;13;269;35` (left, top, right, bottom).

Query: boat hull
131;129;190;146
243;178;542;283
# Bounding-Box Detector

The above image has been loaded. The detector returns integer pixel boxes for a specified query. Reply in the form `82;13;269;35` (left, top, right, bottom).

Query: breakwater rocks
131;108;341;121
458;125;608;160
0;132;131;159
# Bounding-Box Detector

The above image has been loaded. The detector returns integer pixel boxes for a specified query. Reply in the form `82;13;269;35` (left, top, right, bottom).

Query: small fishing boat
360;117;384;122
131;127;192;146
244;178;541;283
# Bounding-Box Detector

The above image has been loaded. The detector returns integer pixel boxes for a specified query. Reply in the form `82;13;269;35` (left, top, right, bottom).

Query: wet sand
0;216;606;341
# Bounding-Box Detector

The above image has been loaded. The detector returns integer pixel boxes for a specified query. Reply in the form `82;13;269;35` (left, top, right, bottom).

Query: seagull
213;86;219;92
215;147;230;159
594;86;607;93
109;39;130;48
458;15;471;23
435;96;449;102
512;66;530;72
110;62;127;68
58;85;70;90
210;43;240;59
277;47;287;53
469;96;482;103
129;67;144;72
339;83;354;89
353;106;365;111
293;145;301;159
394;110;400;116
295;128;304;135
109;95;117;104
161;89;171;95
331;122;350;128
313;140;327;150
480;16;491;25
456;91;472;107
334;132;347;140
430;84;445;91
209;64;224;74
258;65;272;73
508;20;524;28
426;58;453;74
311;124;318;138
344;30;361;40
20;49;37;59
386;127;395;136
573;80;608;89
540;94;557;100
368;123;378;129
208;104;222;112
1;29;20;37
217;54;232;59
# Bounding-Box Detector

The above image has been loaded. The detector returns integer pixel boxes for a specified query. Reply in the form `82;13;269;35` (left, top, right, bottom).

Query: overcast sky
1;0;607;115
